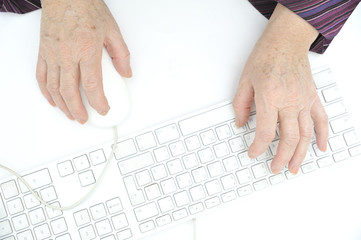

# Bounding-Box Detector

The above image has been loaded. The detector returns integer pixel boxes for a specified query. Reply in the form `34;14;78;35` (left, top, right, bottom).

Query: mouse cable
0;126;118;211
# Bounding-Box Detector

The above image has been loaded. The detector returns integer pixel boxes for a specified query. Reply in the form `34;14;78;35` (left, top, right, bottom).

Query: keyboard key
106;198;123;215
253;179;269;191
200;130;217;146
216;124;232;140
178;104;235;136
79;225;96;240
29;207;46;225
312;143;328;157
57;160;74;177
328;135;346;151
269;173;285;185
184;135;201;151
238;152;255;166
333;150;348;162
139;220;155;233
12;213;29;231
189;185;206;201
256;149;272;161
0;220;12;237
174;191;190;207
205;179;222;196
1;180;19;199
236;168;252;185
182;153;199;169
56;234;72;240
0;195;7;219
301;162;318;173
7;197;24;215
134;202;159;222
269;140;279;156
118;152;155;175
313;69;335;89
45;202;62;219
251;163;268;179
73;155;90;171
155;124;180;144
228;137;246;153
244;131;255;147
317;156;334;168
198;148;215;164
156;215;172;227
344;130;359;146
151;165;168;181
349;145;361;157
330;116;352;134
176;172;193;189
189;202;204;215
221;190;237;202
89;149;107;165
166;159;183;175
95;219;112;236
324;101;347;119
230;121;247;135
116;229;132;240
191;167;208;183
40;186;57;202
153;147;170;162
207;161;224;178
114;139;137;159
158;196;175;213
18;168;52;193
322;85;341;102
90;203;107;221
220;174;237;190
222;156;240;172
160;178;177;195
17;229;34;240
237;185;252;197
74;209;91;226
285;170;301;180
135;170;152;186
169;141;186;157
136;132;157;151
34;223;51;240
213;142;230;158
50;217;68;235
172;208;188;221
111;213;128;230
78;170;96;187
144;184;162;200
247;114;257;130
204;196;221;208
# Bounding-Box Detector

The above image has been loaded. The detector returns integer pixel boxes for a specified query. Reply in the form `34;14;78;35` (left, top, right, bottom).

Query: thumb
232;77;254;127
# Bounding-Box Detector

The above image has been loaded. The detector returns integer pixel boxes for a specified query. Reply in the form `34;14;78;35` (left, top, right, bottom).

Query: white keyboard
1;67;360;240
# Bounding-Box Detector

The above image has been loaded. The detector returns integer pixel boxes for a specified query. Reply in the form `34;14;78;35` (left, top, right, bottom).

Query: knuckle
82;78;99;93
301;128;314;140
59;85;77;99
284;132;300;147
47;82;60;95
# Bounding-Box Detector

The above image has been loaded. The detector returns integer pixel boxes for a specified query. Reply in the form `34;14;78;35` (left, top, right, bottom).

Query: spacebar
178;103;235;136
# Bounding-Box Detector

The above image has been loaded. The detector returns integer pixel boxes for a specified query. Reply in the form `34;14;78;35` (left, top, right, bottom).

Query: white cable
192;218;197;240
0;126;118;211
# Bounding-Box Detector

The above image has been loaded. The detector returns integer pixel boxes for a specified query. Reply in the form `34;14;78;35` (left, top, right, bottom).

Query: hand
233;4;329;174
36;0;132;124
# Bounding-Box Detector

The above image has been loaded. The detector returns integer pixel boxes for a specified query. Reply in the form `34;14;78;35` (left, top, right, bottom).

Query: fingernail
76;118;86;124
99;106;110;116
271;165;283;174
48;100;56;107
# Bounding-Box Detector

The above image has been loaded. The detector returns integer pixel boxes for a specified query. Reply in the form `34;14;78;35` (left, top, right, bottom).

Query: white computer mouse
80;49;131;128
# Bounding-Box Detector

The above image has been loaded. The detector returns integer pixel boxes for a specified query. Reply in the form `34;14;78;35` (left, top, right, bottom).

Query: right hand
36;0;132;124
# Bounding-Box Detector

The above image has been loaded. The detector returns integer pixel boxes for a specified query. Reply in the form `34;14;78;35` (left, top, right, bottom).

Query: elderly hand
233;3;329;175
36;0;132;124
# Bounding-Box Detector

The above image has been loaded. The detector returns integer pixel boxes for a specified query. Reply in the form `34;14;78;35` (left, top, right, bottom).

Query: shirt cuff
248;0;360;54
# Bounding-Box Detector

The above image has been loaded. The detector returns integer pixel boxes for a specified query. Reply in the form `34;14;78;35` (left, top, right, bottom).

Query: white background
0;1;360;240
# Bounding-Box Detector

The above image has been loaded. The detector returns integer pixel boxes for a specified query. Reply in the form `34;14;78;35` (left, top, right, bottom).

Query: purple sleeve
248;0;360;53
0;0;41;14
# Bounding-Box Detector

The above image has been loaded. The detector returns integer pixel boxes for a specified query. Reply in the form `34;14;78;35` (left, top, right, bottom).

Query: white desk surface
1;1;360;240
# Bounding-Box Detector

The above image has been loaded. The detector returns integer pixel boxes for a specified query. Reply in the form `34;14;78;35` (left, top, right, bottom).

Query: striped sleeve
0;0;41;14
248;0;361;53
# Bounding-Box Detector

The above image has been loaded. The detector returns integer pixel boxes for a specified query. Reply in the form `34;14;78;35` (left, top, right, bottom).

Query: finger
60;65;88;124
311;97;329;151
46;64;75;120
36;54;55;106
105;31;132;77
288;110;313;174
248;95;278;158
271;110;300;174
79;49;110;115
232;77;254;127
